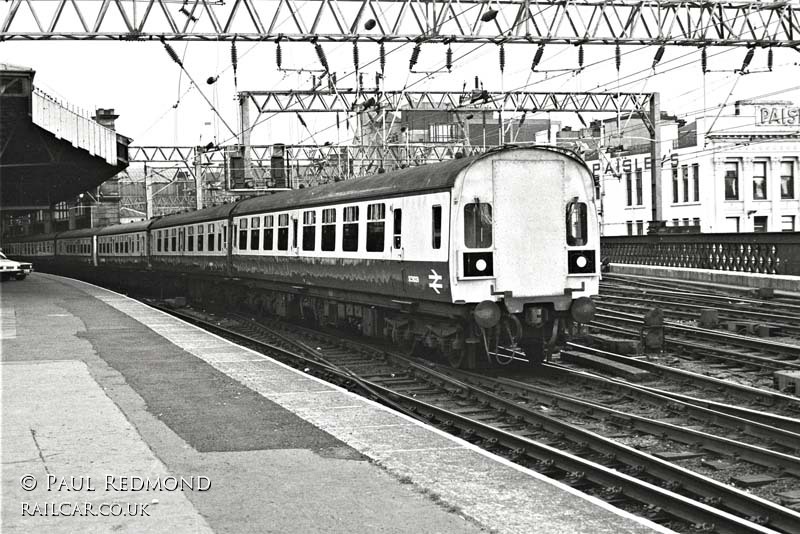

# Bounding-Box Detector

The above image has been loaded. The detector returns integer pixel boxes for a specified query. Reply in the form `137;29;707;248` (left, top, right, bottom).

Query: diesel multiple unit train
5;146;599;368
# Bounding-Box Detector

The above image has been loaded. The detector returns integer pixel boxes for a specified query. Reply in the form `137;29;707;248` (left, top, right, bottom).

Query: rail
31;88;118;165
601;232;800;276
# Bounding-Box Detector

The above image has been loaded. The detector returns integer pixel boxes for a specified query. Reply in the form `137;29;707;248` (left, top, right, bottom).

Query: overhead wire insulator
701;47;708;74
314;41;330;73
162;38;183;67
353;42;360;72
275;41;283;70
531;44;545;71
231;38;239;89
379;41;386;74
578;44;584;69
296;112;307;128
652;45;665;69
740;46;754;73
615;43;621;72
359;73;364;93
499;43;505;73
446;44;453;72
768;48;773;71
409;41;422;70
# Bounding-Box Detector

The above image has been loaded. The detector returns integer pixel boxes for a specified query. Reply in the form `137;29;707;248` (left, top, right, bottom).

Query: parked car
0;251;33;281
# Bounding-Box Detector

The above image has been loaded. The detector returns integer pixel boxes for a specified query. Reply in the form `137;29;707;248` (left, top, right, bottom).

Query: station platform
1;273;670;534
609;263;800;296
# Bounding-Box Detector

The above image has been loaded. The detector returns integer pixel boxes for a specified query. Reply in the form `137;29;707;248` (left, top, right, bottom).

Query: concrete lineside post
649;92;662;226
195;146;203;211
145;167;154;220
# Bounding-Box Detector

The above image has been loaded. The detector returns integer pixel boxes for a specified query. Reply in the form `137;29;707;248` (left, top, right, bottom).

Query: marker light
475;259;488;272
576;255;588;268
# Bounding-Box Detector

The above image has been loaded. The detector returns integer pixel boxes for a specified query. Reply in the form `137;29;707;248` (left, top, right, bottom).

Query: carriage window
171;229;177;252
157;231;162;252
432;205;442;249
124;240;129;254
187;227;194;252
321;208;336;251
342;206;359;252
197;224;204;252
239;218;249;250
393;209;402;248
464;203;492;248
277;214;289;250
206;224;214;251
302;211;316;251
566;199;588;246
221;225;226;250
250;216;260;251
292;218;298;249
263;215;274;250
366;203;385;252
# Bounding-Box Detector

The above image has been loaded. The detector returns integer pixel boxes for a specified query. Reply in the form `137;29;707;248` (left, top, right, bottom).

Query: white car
0;251;33;281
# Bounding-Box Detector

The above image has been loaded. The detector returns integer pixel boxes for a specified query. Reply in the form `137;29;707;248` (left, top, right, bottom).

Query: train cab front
451;146;600;368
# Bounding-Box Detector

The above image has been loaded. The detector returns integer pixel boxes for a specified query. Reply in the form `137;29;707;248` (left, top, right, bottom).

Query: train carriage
3;145;599;368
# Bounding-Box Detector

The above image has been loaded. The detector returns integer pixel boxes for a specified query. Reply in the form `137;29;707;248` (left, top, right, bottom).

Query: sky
3;38;799;149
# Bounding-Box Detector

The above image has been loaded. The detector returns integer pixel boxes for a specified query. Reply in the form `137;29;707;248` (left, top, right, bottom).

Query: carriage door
492;160;566;296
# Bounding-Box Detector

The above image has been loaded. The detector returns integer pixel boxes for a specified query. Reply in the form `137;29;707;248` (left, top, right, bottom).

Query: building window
263;215;274;251
753;161;767;200
277;214;289;251
431;205;442;249
187;226;194;252
302;210;316;251
672;168;679;203
753;216;768;232
781;161;795;199
393;208;402;249
682;218;690;226
342;206;359;252
321;209;335;251
692;164;700;202
239;218;248;250
725;161;739;200
625;172;633;206
693;217;700;228
725;216;740;233
635;170;643;206
672;218;679;227
782;215;796;232
682;165;689;203
250;216;260;251
366;204;385;252
636;220;644;235
626;221;633;236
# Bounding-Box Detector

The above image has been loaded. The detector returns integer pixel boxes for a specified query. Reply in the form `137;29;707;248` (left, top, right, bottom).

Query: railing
601;233;800;276
31;88;117;165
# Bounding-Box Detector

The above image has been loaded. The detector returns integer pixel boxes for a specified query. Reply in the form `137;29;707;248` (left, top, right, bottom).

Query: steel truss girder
130;142;495;181
1;1;798;46
242;89;653;114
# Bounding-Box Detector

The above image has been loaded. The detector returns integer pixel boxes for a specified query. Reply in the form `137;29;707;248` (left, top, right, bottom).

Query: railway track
589;310;800;374
146;300;800;534
562;341;800;414
602;275;800;312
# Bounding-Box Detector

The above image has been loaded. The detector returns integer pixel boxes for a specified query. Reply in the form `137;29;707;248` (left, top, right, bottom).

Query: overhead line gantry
2;0;799;46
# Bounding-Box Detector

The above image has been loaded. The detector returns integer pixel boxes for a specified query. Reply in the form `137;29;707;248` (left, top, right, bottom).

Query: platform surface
1;273;671;534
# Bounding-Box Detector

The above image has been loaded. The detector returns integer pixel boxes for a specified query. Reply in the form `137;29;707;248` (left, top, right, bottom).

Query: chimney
92;108;119;130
